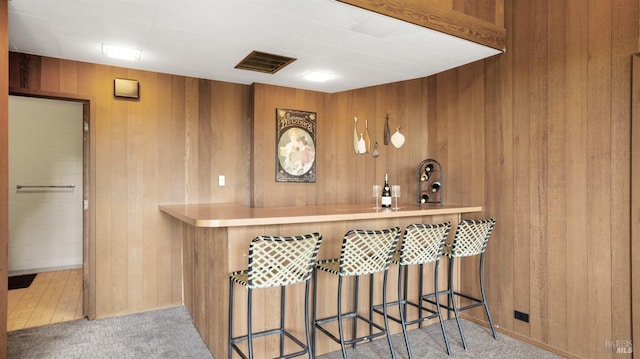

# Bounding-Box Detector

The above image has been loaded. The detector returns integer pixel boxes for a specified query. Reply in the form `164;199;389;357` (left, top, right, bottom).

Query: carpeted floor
8;306;563;358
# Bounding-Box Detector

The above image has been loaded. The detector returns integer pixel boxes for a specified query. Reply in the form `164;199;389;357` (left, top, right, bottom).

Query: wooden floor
7;269;84;331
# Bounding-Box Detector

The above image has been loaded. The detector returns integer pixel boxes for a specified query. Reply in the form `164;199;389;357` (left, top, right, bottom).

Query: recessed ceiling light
102;44;142;61
303;71;335;82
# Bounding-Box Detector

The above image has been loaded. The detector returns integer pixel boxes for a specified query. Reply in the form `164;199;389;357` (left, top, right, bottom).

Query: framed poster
276;108;316;182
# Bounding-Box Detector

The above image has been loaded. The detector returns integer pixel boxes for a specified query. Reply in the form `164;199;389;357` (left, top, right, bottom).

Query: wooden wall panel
528;0;550;345
610;0;635;353
546;0;568;350
252;80;432;209
252;84;328;207
452;0;497;24
477;0;636;358
8;53;251;319
632;54;640;359
564;0;589;354
586;1;614;357
483;0;514;340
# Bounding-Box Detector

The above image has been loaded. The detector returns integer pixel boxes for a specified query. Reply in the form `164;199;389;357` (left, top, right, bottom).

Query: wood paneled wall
252;81;432;208
479;0;636;358
633;54;640;359
252;84;329;207
8;53;252;319
3;1;637;359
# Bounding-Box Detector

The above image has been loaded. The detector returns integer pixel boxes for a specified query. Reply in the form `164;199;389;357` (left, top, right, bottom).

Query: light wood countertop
159;203;482;227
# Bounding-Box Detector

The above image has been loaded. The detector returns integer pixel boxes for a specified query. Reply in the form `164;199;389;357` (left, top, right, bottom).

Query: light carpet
8;306;563;358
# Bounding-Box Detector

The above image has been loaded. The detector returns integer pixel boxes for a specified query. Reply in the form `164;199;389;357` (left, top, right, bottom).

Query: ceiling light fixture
303;71;335;82
102;44;142;61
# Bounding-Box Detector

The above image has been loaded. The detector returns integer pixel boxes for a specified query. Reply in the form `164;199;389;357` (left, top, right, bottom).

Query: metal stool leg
246;288;254;358
479;253;498;339
337;276;348;359
312;269;319;359
280;285;286;358
382;270;397;359
398;264;413;359
368;273;374;343
434;259;451;355
304;281;314;359
228;278;234;359
448;257;467;350
417;264;422;329
352;275;359;349
402;266;409;326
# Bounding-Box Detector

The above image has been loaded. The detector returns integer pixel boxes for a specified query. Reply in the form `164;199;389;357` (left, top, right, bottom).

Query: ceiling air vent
235;51;296;74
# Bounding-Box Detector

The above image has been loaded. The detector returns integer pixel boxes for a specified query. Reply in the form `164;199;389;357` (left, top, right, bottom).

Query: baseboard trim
8;264;82;277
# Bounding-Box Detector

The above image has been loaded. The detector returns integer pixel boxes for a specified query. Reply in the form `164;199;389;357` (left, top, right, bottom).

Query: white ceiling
8;0;503;93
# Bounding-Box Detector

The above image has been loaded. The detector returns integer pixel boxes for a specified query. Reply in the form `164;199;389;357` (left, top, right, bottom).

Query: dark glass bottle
420;193;429;203
425;164;434;173
381;173;392;208
431;181;441;193
421;164;434;181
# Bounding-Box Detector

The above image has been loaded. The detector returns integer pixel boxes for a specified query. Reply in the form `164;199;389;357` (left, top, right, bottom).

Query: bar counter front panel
159;203;482;358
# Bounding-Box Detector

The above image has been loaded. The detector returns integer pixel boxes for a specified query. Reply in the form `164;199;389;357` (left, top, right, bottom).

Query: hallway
7;269;83;331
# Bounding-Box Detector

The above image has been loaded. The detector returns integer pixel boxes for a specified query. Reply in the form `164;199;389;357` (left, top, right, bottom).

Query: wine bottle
381;173;392;208
420;193;429;203
421;164;434;181
425;164;434;173
431;181;441;193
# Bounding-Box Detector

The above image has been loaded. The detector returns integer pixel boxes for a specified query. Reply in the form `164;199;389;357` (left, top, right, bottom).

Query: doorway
7;95;88;330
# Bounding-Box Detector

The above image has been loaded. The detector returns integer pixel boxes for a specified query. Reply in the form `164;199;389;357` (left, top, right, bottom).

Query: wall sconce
114;78;139;99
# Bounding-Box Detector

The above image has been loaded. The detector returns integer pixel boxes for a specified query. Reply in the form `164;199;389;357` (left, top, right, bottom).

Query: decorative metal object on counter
417;159;443;206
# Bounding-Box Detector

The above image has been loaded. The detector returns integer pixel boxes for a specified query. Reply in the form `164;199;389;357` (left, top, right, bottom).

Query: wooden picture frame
275;108;316;182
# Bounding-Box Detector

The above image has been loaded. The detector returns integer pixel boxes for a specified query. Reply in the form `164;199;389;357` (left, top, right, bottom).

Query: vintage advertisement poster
276;108;316;182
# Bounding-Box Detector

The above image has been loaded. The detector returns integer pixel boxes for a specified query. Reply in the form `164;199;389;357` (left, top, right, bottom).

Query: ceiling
8;0;503;93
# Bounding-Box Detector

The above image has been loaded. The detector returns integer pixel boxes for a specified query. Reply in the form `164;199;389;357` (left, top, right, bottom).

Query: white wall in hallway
8;96;83;274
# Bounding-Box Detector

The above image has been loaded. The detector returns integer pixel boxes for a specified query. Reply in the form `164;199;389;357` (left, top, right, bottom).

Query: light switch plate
218;175;225;187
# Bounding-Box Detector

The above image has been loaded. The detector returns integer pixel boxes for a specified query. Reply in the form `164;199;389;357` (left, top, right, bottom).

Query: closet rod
16;184;75;190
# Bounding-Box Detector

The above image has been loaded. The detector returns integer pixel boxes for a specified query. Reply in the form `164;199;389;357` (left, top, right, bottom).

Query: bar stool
372;222;453;357
312;227;401;359
428;218;498;350
228;232;322;359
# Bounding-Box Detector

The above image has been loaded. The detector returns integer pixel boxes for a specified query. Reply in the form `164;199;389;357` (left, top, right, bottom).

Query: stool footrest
314;312;388;346
423;290;485;311
230;328;309;359
372;299;440;326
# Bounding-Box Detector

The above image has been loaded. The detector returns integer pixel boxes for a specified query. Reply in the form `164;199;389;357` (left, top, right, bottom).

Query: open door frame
7;91;94;321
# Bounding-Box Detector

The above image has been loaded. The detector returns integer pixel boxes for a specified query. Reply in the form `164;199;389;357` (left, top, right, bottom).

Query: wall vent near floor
235;51;296;74
514;310;530;323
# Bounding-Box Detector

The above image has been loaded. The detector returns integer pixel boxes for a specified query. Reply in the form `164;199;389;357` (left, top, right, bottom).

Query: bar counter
160;203;482;358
